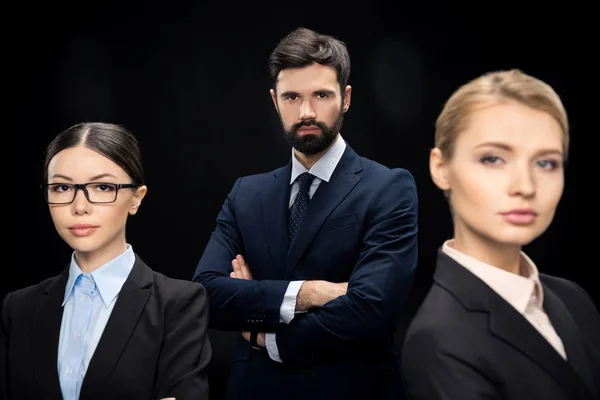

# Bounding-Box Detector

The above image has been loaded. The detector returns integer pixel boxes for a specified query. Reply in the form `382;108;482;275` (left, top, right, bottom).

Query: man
193;27;418;400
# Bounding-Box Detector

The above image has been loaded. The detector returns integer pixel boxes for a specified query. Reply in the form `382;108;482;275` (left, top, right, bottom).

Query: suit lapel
33;268;69;400
261;162;292;273
284;146;363;278
435;250;595;400
542;285;597;399
79;257;152;399
488;295;594;399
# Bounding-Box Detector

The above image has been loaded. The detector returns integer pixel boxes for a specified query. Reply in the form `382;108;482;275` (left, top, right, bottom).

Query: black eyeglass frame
40;182;141;204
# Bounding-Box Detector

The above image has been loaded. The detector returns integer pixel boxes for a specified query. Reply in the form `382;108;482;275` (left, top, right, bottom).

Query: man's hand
229;255;347;345
230;255;265;346
230;254;253;280
229;255;347;312
241;331;266;348
296;281;348;312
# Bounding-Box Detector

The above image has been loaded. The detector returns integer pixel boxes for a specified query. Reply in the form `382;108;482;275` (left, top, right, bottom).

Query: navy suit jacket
193;143;418;399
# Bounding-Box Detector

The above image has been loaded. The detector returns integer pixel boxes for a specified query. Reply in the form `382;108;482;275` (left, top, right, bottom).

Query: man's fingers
236;255;248;279
231;255;254;280
236;255;252;280
232;259;243;278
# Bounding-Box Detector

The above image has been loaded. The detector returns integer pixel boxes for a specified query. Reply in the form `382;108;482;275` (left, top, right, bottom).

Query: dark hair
43;122;144;185
268;27;350;95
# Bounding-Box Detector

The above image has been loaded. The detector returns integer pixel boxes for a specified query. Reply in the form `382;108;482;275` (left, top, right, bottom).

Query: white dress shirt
265;134;347;363
58;244;135;399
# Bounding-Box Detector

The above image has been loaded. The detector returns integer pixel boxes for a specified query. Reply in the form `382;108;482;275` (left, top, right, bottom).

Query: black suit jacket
0;255;211;400
193;144;419;399
401;249;600;400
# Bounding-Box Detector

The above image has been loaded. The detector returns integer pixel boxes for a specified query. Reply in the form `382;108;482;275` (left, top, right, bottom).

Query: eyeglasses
41;182;140;204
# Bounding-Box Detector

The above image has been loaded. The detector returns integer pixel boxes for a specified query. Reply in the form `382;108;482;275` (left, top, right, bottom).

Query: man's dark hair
268;27;350;95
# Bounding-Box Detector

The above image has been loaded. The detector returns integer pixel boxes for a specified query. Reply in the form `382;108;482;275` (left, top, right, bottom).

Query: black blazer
1;255;211;400
401;249;600;400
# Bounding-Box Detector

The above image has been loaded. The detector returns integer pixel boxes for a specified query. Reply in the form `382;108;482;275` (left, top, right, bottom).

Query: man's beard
282;110;344;155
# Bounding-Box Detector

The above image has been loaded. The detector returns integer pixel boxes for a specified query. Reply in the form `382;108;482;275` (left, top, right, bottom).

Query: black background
5;5;596;399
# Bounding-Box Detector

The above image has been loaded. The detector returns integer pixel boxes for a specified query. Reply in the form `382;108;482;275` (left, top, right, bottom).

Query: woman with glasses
0;122;211;399
400;70;600;400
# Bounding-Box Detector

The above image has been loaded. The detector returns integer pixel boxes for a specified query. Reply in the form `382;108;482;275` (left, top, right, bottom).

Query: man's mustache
292;120;327;131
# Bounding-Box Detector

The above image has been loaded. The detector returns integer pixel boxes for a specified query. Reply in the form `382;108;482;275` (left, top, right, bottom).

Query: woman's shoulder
131;256;207;306
540;273;593;303
145;268;207;300
5;274;63;302
540;273;600;328
151;270;204;289
2;273;65;314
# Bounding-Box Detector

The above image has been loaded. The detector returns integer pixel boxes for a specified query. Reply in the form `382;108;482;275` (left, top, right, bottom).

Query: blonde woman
401;70;599;400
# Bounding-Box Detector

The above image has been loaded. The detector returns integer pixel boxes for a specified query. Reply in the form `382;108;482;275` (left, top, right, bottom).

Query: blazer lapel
79;257;152;399
261;162;292;273
284;146;363;278
33;267;68;400
435;250;595;400
488;295;594;399
542;285;597;399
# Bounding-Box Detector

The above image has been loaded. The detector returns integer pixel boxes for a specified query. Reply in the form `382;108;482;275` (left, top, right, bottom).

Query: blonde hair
435;69;569;161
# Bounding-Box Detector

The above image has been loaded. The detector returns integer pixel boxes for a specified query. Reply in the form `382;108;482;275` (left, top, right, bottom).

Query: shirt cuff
265;333;282;363
279;280;305;324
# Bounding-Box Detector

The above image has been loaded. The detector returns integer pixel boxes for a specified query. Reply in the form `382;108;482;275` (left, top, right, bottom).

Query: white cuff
265;333;282;363
279;280;305;323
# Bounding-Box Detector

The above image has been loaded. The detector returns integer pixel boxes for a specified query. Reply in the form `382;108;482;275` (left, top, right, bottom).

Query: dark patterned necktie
288;172;315;242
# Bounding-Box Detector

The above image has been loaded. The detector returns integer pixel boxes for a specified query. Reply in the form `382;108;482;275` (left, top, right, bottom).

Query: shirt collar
290;134;346;185
442;240;544;312
63;244;136;307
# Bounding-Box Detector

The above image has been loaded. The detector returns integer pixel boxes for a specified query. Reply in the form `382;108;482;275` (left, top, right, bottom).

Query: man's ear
270;89;278;111
429;148;451;192
343;85;352;113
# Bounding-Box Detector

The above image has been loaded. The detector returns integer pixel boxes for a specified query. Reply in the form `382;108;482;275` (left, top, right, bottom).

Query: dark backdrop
5;4;596;399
